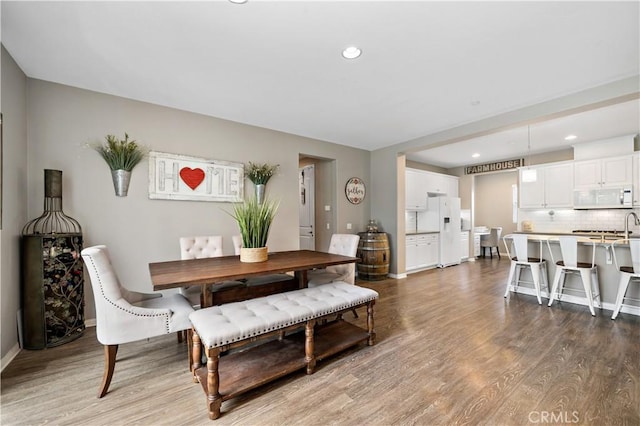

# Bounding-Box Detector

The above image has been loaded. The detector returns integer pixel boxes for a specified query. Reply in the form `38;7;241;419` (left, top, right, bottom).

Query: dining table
148;249;359;308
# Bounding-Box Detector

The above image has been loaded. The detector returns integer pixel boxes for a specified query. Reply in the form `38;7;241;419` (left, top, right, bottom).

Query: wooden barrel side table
356;232;390;281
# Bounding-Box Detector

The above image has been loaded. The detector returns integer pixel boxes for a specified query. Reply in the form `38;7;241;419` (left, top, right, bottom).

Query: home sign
148;151;244;202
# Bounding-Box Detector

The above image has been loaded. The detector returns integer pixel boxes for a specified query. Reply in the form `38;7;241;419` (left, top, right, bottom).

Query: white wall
1;46;28;363
475;171;518;238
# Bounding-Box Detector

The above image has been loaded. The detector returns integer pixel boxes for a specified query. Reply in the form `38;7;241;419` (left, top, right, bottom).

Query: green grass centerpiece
229;197;279;262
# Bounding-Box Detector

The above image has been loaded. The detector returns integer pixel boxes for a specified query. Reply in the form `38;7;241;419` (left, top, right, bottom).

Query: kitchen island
507;232;640;317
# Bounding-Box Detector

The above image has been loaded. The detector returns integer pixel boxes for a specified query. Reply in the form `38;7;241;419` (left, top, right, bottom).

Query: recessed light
342;46;362;59
564;134;577;141
228;0;247;4
472;153;480;158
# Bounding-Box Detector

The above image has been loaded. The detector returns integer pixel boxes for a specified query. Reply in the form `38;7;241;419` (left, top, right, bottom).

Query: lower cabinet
406;233;439;272
461;231;470;260
473;234;481;257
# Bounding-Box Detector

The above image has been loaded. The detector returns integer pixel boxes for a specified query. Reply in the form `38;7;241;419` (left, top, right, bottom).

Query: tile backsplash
518;208;640;234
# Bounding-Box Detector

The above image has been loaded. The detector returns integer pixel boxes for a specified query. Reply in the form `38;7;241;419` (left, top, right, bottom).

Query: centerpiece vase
240;246;268;263
111;169;131;197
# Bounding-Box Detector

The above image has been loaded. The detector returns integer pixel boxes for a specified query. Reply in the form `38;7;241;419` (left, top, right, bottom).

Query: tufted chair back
82;245;193;345
308;234;360;286
325;234;360;283
232;235;243;255
180;236;224;259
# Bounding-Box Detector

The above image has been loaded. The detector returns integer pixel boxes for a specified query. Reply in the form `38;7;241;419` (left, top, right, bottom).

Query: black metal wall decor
20;169;84;349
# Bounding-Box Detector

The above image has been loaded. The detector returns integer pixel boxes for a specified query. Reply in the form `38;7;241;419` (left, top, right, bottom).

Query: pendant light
521;125;537;183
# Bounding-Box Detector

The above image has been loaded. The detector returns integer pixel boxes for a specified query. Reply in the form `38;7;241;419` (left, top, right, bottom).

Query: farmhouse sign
465;158;524;175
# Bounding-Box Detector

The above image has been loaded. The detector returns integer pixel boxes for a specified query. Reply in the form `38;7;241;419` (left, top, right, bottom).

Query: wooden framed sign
148;151;244;202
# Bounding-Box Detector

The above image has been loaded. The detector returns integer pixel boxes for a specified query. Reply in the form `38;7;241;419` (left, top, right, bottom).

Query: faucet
624;212;640;239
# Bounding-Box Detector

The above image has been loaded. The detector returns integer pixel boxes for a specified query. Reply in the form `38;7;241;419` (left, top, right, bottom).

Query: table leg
295;270;308;288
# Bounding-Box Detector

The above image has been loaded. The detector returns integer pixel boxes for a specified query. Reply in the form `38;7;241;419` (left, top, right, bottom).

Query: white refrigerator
424;196;462;267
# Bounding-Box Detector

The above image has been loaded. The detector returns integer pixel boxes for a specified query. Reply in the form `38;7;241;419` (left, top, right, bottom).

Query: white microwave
573;187;632;209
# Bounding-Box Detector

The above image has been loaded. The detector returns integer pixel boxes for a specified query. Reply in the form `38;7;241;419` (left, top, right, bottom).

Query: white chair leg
514;265;523;291
541;262;549;298
548;266;563;307
612;274;631;320
504;261;517;298
531;264;542;305
579;269;596;316
592;268;601;309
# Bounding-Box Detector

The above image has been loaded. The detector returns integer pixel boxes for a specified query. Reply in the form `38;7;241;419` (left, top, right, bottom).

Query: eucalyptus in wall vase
245;162;279;204
91;133;148;196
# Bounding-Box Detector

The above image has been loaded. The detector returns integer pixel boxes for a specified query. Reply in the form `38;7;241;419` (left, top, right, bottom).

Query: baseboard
388;273;406;279
509;286;640;317
1;343;21;373
85;318;96;327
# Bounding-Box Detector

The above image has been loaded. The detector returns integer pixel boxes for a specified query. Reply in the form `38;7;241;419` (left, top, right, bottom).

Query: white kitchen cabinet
426;173;448;195
424;234;439;267
406;233;439;272
407;168;459;202
446;175;459;197
473;233;481;257
519;162;573;209
634;154;640;206
460;231;470;260
406;170;428;210
574;155;632;189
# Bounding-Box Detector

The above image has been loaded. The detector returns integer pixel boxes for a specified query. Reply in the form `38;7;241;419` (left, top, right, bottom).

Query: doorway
299;164;315;250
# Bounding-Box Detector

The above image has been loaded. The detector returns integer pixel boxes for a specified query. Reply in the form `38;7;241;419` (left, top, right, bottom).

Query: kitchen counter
406;231;439;235
515;231;637;244
506;232;640;316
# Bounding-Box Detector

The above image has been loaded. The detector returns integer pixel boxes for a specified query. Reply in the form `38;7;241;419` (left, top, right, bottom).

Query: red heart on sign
179;167;205;190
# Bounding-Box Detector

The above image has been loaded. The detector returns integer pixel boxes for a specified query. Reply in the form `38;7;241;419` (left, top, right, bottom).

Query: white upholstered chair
81;245;194;398
610;238;640;320
480;227;502;258
231;235;294;286
308;234;360;287
179;236;244;307
547;236;601;316
503;234;549;305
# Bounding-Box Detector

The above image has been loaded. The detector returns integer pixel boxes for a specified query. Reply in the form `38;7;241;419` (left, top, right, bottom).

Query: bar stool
503;234;549;305
610;238;640;320
547;236;601;316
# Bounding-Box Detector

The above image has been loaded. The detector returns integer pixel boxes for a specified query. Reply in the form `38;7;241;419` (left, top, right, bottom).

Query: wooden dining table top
148;249;359;292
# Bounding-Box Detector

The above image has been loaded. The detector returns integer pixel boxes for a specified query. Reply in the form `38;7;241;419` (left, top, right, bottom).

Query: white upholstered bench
188;281;379;420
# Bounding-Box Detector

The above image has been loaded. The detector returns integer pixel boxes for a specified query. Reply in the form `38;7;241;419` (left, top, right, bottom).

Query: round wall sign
345;177;366;204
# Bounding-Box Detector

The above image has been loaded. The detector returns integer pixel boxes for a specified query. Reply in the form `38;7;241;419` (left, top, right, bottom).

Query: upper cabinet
519;162;574;209
574;155;633;189
406;168;459;210
406;169;428;210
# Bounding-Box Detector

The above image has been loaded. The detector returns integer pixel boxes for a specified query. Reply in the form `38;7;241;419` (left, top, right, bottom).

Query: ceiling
407;98;640;168
2;1;639;161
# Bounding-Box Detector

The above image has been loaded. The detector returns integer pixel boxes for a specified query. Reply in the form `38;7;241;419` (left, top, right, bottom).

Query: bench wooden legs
305;320;316;374
191;302;376;420
206;347;223;420
191;330;202;380
367;301;376;346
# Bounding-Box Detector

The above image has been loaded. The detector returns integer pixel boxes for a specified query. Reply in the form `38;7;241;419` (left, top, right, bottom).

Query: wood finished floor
2;257;639;425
